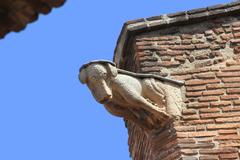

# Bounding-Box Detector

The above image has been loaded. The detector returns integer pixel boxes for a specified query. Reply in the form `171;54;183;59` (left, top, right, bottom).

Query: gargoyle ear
79;68;87;84
106;63;118;77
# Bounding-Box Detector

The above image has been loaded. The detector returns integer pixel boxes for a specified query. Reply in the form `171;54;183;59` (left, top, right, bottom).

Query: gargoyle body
79;60;183;130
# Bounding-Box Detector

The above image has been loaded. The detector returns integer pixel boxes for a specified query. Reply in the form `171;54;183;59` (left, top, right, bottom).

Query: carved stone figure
79;60;184;130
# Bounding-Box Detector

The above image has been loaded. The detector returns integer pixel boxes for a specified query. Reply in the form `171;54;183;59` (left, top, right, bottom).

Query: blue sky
0;0;233;159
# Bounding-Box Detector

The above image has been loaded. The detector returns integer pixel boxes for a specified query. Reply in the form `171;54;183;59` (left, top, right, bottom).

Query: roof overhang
0;0;66;38
114;1;240;67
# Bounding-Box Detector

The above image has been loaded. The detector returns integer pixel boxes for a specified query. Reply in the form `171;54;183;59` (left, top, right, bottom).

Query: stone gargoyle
79;60;184;130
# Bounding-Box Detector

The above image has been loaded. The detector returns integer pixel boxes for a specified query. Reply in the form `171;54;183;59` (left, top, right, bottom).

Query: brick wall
125;15;240;160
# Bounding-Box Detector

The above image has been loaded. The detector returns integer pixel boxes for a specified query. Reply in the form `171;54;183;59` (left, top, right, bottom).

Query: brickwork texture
120;10;240;160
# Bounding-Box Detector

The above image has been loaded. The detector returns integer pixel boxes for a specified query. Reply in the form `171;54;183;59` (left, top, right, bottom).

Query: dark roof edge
0;0;66;39
113;1;240;66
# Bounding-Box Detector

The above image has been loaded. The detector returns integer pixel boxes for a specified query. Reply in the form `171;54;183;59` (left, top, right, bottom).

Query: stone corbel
79;60;184;130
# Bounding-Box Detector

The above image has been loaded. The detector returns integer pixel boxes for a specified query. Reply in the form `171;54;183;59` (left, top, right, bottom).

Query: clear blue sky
0;0;233;159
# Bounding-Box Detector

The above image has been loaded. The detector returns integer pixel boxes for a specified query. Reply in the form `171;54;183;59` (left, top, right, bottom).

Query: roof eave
114;1;240;67
0;0;66;39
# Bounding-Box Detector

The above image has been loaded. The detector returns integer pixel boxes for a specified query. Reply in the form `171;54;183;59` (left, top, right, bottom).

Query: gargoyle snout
89;79;113;104
99;94;112;104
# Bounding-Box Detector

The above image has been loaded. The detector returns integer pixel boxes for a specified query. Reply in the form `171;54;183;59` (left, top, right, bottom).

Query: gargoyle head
79;60;118;104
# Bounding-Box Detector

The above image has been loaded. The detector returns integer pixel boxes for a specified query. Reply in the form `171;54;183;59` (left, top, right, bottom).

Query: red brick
224;83;240;88
170;45;195;50
186;91;202;97
141;67;161;73
181;149;198;155
199;148;238;154
219;153;238;159
221;66;240;72
158;50;186;56
136;41;155;46
220;95;239;100
137;36;176;41
216;117;240;123
175;56;186;63
226;60;240;67
190;68;210;74
179;143;215;149
214;135;240;140
178;139;196;144
136;45;165;51
233;100;240;105
137;52;154;58
234;32;240;38
181;34;193;39
139;56;158;62
185;79;220;86
210;101;232;107
206;84;224;89
175;126;195;132
207;123;240;130
213;28;225;34
187;102;210;108
206;35;217;41
219;143;240;148
198;96;219;102
193;73;216;79
199;139;214;144
196;125;206;131
199;108;220;113
216;72;240;77
173;68;209;75
195;44;210;49
222;106;240;112
186;86;206;92
230;39;240;44
202;90;225;96
158;36;179;41
233;28;240;33
158;61;181;67
177;132;188;138
199;155;218;160
185;80;206;86
221;34;233;40
195;54;209;60
232;22;240;27
183;115;200;120
182;109;197;115
201;112;240;119
189;119;214;125
218;130;237;135
188;131;217;138
227;88;240;94
157;41;178;45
